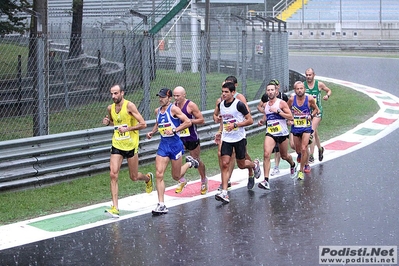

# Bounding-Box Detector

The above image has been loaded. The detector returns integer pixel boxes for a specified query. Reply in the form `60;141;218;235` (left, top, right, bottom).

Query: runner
146;88;199;215
287;81;319;180
257;79;289;176
173;86;208;195
257;83;297;189
213;76;254;190
214;82;261;204
102;84;154;218
304;68;331;165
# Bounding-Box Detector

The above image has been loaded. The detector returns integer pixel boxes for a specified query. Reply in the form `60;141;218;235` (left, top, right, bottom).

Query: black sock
265;177;269;182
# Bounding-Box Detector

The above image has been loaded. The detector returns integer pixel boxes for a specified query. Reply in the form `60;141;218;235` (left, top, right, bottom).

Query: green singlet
305;80;323;117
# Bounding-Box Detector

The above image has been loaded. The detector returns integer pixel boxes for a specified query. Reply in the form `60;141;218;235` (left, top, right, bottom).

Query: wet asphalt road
1;55;398;266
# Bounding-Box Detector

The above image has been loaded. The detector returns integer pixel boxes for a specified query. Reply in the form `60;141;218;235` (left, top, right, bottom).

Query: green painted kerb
385;109;399;114
354;127;382;136
28;207;135;232
376;95;393;100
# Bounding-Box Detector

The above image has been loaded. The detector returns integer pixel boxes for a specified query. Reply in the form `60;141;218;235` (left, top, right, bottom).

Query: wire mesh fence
0;11;288;141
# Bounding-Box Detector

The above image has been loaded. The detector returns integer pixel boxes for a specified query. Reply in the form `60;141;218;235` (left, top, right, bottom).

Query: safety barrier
0;101;264;192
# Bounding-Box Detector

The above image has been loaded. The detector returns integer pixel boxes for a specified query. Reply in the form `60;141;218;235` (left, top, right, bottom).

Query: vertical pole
251;22;255;80
241;29;247;97
200;30;207;111
123;45;127;91
265;29;271;82
380;0;383;40
301;0;304;34
17;55;22;116
152;0;155;28
62;55;70;109
262;27;267;81
101;28;104;55
339;0;342;24
142;32;151;120
205;0;211;72
191;2;199;73
217;21;221;73
112;31;115;60
236;21;240;77
121;33;125;60
31;0;49;136
176;17;183;73
36;35;46;136
97;50;102;101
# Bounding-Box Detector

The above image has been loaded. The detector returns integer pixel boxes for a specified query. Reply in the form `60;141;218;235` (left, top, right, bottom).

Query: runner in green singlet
304;68;332;169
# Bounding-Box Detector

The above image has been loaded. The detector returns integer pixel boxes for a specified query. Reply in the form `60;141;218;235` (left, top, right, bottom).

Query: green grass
0;69;263;140
0;82;379;225
140;70;263;113
0;43;28;79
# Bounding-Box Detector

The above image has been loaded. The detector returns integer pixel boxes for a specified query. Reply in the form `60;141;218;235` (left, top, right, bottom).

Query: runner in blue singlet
287;81;319;181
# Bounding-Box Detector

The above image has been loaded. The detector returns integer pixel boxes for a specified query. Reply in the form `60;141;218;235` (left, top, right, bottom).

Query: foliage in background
0;0;31;35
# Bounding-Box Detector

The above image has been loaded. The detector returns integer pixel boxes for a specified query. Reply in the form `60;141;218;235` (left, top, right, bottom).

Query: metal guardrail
0;101;264;192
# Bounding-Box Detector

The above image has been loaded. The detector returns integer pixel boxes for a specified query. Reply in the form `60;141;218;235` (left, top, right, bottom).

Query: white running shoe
270;167;280;176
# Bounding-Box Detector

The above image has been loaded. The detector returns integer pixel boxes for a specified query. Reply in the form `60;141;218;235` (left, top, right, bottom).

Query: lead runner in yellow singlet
102;84;154;218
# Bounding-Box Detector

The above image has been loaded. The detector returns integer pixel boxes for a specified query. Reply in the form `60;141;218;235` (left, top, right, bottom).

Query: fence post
97;50;102;101
175;17;183;73
251;22;256;80
61;54;70;109
217;21;221;73
241;29;247;97
112;31;115;60
123;45;127;91
236;21;240;77
33;34;48;136
142;32;151;120
261;25;270;81
265;29;271;82
17;55;22;116
200;30;207;111
121;32;125;64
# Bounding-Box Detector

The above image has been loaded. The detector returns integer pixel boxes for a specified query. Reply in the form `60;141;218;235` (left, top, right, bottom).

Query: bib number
158;123;173;137
179;127;190;137
293;115;310;127
223;119;238;132
267;122;282;134
114;124;130;140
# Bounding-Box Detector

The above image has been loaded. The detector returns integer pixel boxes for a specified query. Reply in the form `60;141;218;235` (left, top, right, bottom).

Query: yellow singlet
111;100;139;152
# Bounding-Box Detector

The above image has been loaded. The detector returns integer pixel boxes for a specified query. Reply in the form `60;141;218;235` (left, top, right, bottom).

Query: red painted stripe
324;140;360;150
373;117;397;125
165;180;238;198
382;101;399;107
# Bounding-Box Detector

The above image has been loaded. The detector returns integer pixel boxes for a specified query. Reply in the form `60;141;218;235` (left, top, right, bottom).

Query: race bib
179;127;190;137
114;124;130;140
267;121;282;134
312;94;317;104
223;119;238;132
293;115;310;127
158;122;173;137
